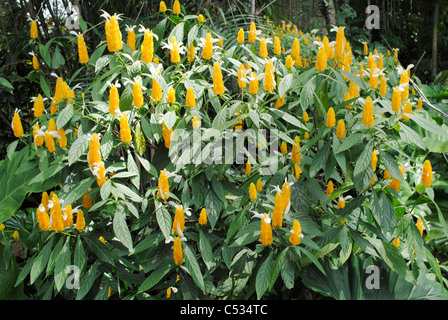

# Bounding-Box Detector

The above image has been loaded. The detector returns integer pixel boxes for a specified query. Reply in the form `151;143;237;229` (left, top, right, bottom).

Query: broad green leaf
54;237;71;292
354;141;374;177
183;243;205;292
113;206;133;251
30;238;54;284
199;229;213;270
68;134;90;166
256;251;274;299
56;104;74;129
379;150;403;182
156;204;172;241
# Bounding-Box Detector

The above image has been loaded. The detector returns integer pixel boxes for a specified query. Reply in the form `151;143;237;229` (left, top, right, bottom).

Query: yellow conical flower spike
82;190;92;209
33;94;45;118
273;36;281;55
362;96;374;127
245;159;251;175
416;98;423;110
202;32;213;60
259;38;268;58
422;160;433;187
416;218;424;237
44;132;55;153
186;87;195;107
192;116;200;129
272;192;284;229
285;55;294;69
109;85;120;114
141;30;154;63
292;136;301;164
133;81;143;108
248;72;259;95
260;214;273;246
30;20;38;39
172;205;185;234
256;179;263;192
127;27;136;51
12;111;24;138
326;180;334;196
37;204;50;231
173;236;183;265
213;61;225;96
57;128;67;149
152;77;162;102
187;43;195;62
199;208;207;225
105;14;123;52
336;119;346;140
280;141;287;154
289;219;303;246
33;124;44;147
315;46;327;72
379;75;387;97
371;149;378;172
197;14;205;23
326;107;336;128
337;197;346;209
402;100;412;121
237;28;245;44
281;181;291;213
302;111;309;123
291;38;302;66
162;121;173;148
13;230;19;239
263;59;275;92
238;63;246;89
170;36;180;63
391;86;401;112
249;182;257;200
248;22;256;43
50;194;64;232
62;205;73;227
159;1;167;13
32;55;39;70
167;87;176;104
392;237;400;247
77;34;89;64
76;209;85;231
158;169;170;200
294;165;302;179
173;0;181;15
120;113;132;143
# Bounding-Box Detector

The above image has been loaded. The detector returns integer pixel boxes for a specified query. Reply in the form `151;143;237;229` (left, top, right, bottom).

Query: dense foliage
1;0;448;300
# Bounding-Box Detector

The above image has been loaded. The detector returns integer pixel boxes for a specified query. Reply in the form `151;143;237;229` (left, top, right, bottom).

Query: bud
173;0;181;15
336;119;346;140
315;46;327;72
326;107;336;128
237;28;245;44
213;61;225;96
30;20;38;39
289;219;303;246
12;111;24;138
173;236;183;265
120;113;132;143
199;208;207;225
202;32;213;60
77;34;89;64
362;96;374;127
186;87;196;107
421;160;432;187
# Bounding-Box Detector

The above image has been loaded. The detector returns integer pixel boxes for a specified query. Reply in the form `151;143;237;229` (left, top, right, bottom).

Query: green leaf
51;46;65;69
76;261;99;299
54;237;71;292
230;221;260;247
379;150;402;182
354;141;373;177
68;134;90;166
0;77;14;90
183;243;205;292
368;237;414;283
405;113;448;138
114;183;142;202
199;229;213;270
204;188;223;229
30;238;54;284
399;122;425;150
278;73;294;97
371;191;396;234
256;251;274;299
40;74;51;98
335;133;364;154
187;24;199;47
309;140;332;177
113;206;133;251
95;55;111;73
270;248;287;290
156;204;172;241
0;147;40;224
60;177;94;206
139;258;173;293
56;104;74;129
74;237;86;272
296;246;326;275
300;75;316;110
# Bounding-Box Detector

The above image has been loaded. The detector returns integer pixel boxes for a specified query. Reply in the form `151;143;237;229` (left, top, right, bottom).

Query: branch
410;78;448;119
